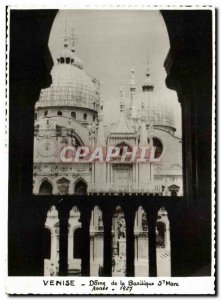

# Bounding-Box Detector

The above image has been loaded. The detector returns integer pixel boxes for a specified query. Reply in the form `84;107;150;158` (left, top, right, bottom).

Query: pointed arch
74;177;87;195
39;179;53;195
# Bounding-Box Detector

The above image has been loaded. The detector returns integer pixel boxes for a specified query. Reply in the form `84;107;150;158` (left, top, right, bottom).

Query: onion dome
36;31;100;112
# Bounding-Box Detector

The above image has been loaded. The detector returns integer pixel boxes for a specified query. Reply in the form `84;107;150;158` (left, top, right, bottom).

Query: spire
111;87;134;134
63;20;69;48
119;86;126;112
140;119;148;146
130;68;136;109
142;57;154;92
97;99;105;146
70;27;79;53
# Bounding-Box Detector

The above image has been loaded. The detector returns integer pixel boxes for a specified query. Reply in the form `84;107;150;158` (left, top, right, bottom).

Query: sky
48;10;182;137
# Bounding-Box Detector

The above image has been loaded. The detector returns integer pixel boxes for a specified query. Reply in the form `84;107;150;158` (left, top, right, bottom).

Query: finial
70;27;79;52
63;20;69;48
146;55;151;77
131;68;135;80
120;86;126;111
142;55;154;92
130;67;136;90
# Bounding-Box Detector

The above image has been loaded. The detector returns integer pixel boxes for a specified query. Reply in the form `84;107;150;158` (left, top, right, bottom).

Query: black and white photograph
6;6;215;295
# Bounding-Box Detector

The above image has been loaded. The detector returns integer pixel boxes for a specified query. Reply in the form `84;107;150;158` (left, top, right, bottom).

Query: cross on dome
70;27;79;52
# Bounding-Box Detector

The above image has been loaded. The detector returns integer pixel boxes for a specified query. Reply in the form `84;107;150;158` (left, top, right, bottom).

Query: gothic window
71;111;76;119
115;142;133;161
74;179;87;195
39;180;53;195
83;113;87;120
57;111;62;116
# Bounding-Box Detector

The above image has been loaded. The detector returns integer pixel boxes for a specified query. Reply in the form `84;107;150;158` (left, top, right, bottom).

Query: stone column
51;233;58;260
68;230;73;266
57;205;70;276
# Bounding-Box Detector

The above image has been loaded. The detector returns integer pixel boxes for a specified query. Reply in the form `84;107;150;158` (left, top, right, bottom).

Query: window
71;111;76;119
83;113;87;121
74;180;87;195
153;138;163;159
57;111;62;116
44;110;48;117
39;180;53;195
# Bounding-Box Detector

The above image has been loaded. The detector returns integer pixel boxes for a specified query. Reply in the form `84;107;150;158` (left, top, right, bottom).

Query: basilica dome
37;44;99;112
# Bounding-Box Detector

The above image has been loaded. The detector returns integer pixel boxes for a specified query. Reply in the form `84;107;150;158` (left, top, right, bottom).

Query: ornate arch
74;177;88;195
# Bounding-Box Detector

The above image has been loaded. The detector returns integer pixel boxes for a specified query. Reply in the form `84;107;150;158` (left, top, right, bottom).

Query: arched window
115;142;133;161
93;115;96;122
74;179;87;195
44;110;48;117
39;180;53;195
83;113;87;121
71;111;76;119
57;111;62;116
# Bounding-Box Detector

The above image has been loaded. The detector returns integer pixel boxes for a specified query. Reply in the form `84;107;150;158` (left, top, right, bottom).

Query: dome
37;48;99;111
127;91;175;129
